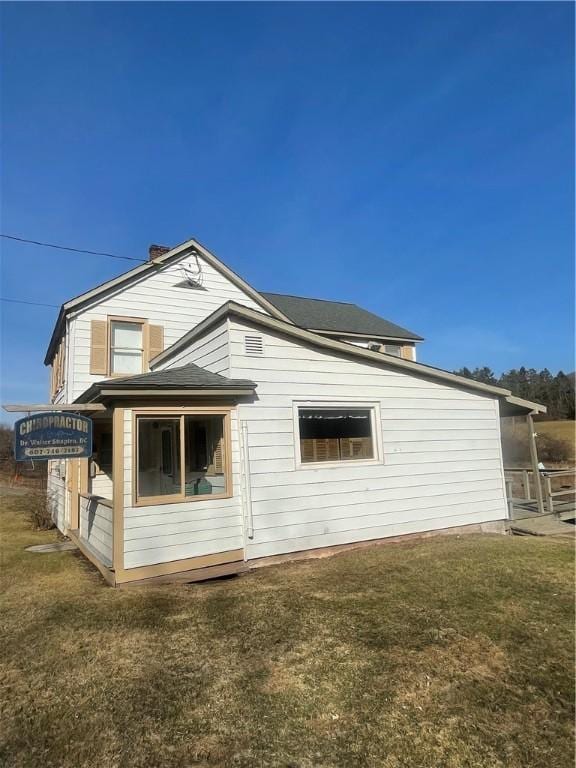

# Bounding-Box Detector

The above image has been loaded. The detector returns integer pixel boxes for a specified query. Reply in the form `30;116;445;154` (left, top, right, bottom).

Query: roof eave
157;301;519;399
308;328;425;342
500;395;547;416
75;385;256;404
44;307;66;365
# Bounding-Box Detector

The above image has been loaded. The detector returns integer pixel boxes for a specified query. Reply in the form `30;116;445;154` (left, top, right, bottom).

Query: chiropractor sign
14;412;93;461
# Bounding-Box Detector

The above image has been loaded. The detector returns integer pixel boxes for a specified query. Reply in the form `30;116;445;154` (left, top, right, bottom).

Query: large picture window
135;412;229;503
298;406;376;464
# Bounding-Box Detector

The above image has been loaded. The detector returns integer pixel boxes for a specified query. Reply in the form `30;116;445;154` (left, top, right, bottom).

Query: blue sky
1;2;574;422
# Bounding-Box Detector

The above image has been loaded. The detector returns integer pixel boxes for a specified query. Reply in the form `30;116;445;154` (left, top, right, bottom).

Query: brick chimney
148;244;171;261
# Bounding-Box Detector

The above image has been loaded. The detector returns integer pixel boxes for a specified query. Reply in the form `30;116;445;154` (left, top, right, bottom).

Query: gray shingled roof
260;293;423;341
75;363;256;403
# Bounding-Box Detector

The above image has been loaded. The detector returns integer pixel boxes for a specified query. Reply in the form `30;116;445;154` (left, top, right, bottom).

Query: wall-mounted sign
14;412;93;461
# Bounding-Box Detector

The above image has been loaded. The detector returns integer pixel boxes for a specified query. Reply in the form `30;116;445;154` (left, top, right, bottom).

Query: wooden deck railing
504;467;575;516
541;469;576;515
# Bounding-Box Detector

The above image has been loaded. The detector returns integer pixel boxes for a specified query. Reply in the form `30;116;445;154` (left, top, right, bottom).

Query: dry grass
502;419;575;468
536;421;576;459
1;493;574;768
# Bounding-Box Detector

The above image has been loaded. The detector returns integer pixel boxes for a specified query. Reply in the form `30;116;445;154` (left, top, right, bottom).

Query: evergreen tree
454;366;575;419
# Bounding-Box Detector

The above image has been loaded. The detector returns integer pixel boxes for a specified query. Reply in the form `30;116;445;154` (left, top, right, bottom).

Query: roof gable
44;238;291;364
261;292;423;341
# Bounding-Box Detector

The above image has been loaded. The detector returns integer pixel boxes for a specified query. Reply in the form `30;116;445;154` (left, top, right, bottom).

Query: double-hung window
110;320;144;374
297;405;379;465
135;411;229;504
89;317;164;377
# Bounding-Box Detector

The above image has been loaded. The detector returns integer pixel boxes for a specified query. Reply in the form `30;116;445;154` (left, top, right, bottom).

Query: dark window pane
184;415;226;496
98;432;113;471
299;409;374;463
137;418;181;498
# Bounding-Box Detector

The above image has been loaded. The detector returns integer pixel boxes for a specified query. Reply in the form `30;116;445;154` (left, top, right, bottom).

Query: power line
1;297;60;308
0;234;146;263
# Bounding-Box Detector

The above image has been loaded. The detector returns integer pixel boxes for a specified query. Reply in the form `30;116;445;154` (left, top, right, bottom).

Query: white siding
228;318;507;560
79;495;113;566
90;472;113;499
67;255;264;400
47;469;66;532
122;408;244;570
154;319;230;375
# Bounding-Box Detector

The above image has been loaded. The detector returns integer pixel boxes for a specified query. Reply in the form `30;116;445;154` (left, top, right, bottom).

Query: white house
41;238;544;586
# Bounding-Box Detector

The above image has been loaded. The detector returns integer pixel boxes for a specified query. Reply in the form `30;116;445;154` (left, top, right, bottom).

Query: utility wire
0;233;180;309
1;297;60;308
0;234;146;263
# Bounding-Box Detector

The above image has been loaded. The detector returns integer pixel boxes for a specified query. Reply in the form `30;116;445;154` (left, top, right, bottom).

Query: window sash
137;417;182;500
111;349;143;374
110;321;144;374
297;406;377;465
135;412;229;505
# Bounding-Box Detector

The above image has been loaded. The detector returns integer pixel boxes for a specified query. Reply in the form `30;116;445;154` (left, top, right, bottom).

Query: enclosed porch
70;363;257;586
499;396;575;536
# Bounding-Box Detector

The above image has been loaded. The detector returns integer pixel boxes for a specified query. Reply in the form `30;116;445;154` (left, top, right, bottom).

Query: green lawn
1;494;574;768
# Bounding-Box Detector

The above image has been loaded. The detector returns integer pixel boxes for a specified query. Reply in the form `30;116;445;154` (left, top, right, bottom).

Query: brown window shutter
90;320;109;375
340;437;373;459
206;420;224;475
210;436;223;475
314;438;340;462
62;340;66;384
147;324;164;365
300;439;315;463
58;339;65;388
401;345;413;361
55;346;62;390
53;351;58;393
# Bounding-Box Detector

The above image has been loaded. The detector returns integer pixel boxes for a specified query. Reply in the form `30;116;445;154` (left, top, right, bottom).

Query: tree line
453;367;575;420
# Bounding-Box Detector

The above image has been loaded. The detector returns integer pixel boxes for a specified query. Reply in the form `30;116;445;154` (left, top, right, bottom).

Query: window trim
108;316;147;377
132;407;233;507
292;400;383;470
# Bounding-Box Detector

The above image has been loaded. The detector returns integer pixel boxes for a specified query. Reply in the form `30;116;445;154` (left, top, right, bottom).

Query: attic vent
244;335;264;356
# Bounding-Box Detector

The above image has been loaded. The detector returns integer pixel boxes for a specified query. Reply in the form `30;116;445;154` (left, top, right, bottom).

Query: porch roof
499;395;547;417
75;363;257;404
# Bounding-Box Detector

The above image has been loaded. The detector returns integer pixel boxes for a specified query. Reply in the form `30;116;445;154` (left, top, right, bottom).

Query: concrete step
510;515;575;538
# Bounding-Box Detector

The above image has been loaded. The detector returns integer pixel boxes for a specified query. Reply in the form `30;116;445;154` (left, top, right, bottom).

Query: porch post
112;407;125;581
80;459;89;496
68;459;80;530
526;412;545;515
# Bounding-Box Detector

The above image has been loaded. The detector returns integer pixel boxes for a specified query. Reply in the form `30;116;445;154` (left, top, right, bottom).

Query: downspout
526;411;545;515
240;420;254;541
